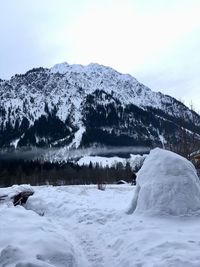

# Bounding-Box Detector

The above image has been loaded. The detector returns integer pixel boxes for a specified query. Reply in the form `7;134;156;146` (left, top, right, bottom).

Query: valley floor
1;185;200;266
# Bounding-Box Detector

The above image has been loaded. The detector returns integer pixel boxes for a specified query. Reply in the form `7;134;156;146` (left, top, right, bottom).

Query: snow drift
0;190;87;267
129;148;200;216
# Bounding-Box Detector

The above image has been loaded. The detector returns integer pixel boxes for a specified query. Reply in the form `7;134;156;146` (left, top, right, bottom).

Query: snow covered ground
77;154;146;169
77;155;127;168
1;184;200;267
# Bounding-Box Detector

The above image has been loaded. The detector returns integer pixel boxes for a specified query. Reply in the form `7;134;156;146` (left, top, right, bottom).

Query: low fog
0;146;150;161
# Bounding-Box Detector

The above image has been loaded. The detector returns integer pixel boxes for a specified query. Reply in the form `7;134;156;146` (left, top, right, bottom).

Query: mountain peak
51;62;71;74
51;62;114;74
51;62;134;79
0;61;199;150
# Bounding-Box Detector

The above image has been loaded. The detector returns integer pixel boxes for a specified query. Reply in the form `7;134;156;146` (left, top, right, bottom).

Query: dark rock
12;191;34;206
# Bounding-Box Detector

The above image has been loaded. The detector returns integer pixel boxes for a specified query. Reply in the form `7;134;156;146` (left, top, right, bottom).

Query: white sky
0;0;200;110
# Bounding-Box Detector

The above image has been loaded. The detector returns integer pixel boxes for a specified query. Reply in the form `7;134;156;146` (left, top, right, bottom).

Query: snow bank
2;184;200;266
0;184;33;204
0;189;87;267
129;148;200;216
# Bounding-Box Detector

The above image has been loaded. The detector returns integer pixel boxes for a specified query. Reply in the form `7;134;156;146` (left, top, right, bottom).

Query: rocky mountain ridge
0;62;199;151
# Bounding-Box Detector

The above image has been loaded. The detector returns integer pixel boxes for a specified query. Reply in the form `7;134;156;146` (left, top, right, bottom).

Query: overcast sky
0;0;200;110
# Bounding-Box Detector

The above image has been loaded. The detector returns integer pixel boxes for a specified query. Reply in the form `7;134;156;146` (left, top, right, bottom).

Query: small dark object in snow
12;191;34;206
97;183;106;190
131;172;137;185
116;180;127;185
0;195;8;201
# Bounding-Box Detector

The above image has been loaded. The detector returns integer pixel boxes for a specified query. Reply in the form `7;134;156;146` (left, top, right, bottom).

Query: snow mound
129;148;200;216
0;202;87;267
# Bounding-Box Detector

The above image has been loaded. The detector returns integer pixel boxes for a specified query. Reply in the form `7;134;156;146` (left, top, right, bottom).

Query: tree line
0;159;134;187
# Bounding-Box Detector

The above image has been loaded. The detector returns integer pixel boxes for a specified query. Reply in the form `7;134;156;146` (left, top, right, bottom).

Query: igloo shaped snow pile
129;148;200;216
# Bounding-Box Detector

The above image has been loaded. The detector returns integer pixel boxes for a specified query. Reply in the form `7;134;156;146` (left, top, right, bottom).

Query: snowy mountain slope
0;62;200;149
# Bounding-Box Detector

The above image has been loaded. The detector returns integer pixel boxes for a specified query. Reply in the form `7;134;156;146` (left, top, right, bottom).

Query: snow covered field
1;149;200;267
77;154;146;170
1;184;200;267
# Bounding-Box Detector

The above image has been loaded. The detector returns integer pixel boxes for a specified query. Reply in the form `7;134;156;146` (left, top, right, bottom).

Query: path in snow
26;185;133;267
24;184;200;267
60;186;130;267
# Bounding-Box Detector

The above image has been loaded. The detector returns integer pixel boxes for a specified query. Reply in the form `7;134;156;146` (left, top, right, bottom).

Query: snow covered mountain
0;62;200;149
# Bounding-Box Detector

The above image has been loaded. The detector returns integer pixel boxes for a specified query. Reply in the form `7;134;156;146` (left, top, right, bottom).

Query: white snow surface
0;185;87;267
68;126;86;149
1;183;200;266
130;148;200;216
77;155;127;168
77;154;146;169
